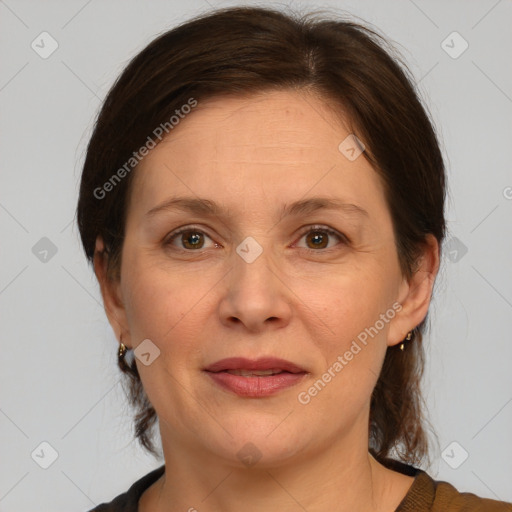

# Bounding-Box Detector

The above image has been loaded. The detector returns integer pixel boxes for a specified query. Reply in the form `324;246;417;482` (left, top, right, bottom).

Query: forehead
150;90;351;160
130;90;387;220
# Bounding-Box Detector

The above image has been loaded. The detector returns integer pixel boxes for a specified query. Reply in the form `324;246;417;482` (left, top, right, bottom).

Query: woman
77;5;512;512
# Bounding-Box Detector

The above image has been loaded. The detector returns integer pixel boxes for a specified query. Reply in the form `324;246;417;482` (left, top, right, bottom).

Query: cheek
297;278;391;415
122;265;207;406
294;271;394;413
121;255;202;353
297;267;394;348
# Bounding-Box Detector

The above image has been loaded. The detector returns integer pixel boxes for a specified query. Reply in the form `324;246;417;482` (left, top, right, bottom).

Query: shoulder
85;465;165;512
398;469;512;511
428;475;512;512
379;458;512;512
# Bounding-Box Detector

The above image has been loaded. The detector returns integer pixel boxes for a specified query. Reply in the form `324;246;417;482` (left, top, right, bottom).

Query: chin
206;419;311;468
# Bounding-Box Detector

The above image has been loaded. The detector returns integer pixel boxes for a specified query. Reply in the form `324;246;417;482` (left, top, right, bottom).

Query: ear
387;234;440;347
93;236;131;348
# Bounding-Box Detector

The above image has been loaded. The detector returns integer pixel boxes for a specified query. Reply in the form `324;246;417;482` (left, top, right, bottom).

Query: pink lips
204;357;308;397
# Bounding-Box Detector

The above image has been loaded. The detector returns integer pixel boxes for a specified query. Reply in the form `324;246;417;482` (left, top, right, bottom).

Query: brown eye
180;230;205;250
165;227;215;251
295;226;347;251
305;230;329;249
164;224;347;253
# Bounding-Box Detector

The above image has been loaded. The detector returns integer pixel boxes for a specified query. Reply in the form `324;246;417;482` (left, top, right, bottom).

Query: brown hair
76;5;445;465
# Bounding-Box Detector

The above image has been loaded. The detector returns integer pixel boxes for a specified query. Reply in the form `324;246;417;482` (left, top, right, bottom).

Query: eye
164;226;217;251
164;224;348;252
294;225;348;251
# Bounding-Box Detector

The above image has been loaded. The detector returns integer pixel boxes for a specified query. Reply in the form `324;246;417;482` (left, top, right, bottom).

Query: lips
204;357;306;374
224;368;283;376
204;357;308;397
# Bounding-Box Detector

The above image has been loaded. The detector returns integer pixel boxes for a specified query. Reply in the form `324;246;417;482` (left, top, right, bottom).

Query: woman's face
101;90;434;467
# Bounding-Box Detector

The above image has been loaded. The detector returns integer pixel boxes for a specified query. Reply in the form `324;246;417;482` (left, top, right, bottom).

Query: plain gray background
1;0;511;510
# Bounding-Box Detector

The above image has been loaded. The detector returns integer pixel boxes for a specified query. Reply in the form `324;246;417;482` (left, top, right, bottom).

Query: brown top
88;460;512;511
395;471;512;511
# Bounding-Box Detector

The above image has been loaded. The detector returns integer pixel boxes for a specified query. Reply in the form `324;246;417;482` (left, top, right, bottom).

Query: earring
399;330;413;351
118;335;130;371
118;342;127;360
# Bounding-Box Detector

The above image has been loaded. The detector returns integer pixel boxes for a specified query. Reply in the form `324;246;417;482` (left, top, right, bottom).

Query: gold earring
118;342;127;360
400;330;413;351
118;335;136;375
118;334;129;366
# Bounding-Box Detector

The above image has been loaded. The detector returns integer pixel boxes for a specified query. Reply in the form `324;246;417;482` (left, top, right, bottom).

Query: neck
144;426;400;512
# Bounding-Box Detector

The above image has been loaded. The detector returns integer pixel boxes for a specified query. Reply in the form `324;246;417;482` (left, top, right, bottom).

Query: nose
217;240;293;333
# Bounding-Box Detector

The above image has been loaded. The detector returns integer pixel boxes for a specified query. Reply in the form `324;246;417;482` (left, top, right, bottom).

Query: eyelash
164;224;349;253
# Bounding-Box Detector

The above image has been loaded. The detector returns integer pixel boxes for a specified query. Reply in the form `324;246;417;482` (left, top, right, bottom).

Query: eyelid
164;224;349;251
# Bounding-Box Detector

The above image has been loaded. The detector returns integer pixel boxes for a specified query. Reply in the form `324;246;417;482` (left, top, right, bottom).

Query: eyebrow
145;196;369;221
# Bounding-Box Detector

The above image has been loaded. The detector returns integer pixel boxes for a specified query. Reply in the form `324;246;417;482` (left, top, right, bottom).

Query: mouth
220;368;290;377
204;357;306;374
204;357;308;397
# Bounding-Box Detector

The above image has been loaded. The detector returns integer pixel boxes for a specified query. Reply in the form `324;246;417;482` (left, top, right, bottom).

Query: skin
94;89;439;512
